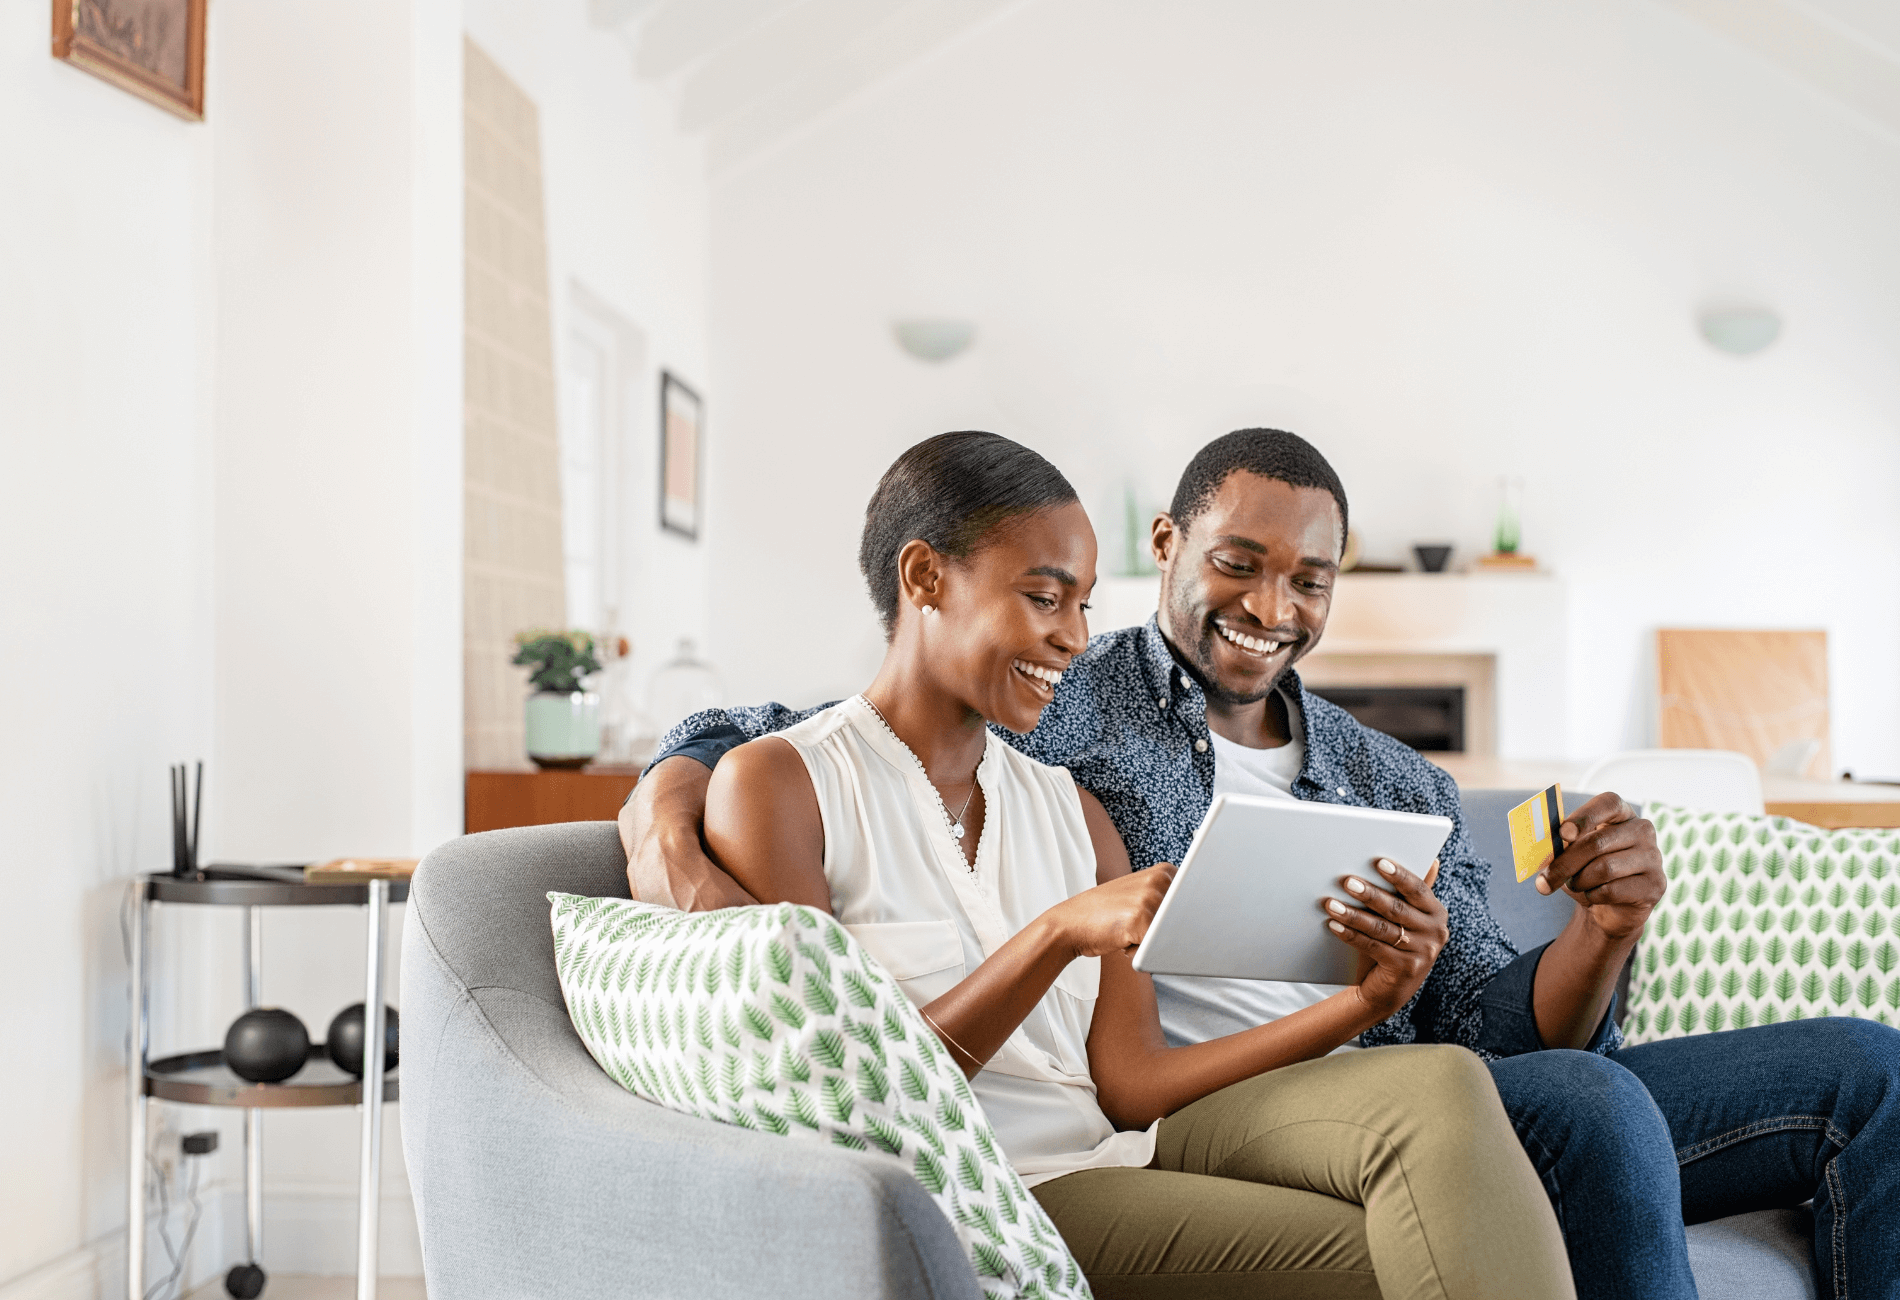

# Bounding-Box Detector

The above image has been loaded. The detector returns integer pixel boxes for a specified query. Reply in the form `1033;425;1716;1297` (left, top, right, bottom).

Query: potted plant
513;630;604;769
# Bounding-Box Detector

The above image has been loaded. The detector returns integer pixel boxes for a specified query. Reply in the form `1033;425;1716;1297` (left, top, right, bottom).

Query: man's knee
1493;1049;1672;1165
1824;1014;1900;1075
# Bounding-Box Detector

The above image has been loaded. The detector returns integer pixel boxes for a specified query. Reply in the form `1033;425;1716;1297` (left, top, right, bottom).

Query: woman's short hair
859;431;1079;636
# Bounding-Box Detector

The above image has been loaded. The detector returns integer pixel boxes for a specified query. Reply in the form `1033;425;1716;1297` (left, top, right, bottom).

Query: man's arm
618;701;835;909
1526;794;1664;1049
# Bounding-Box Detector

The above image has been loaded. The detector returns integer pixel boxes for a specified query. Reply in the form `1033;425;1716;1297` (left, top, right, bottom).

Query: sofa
402;804;1819;1300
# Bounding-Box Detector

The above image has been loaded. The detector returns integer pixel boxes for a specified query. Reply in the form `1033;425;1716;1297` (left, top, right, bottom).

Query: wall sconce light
893;319;975;362
1698;307;1781;356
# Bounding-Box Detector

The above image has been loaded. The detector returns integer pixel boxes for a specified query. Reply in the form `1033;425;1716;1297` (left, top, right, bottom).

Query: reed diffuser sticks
170;760;202;877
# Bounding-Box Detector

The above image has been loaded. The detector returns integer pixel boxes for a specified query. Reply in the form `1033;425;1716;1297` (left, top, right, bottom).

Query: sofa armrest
402;900;979;1300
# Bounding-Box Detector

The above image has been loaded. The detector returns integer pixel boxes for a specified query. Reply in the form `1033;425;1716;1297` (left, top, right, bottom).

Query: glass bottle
647;639;724;741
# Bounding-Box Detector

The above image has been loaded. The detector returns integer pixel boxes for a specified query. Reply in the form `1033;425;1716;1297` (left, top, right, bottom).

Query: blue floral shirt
651;617;1618;1061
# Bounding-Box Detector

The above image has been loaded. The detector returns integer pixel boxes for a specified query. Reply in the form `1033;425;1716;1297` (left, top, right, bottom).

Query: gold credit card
1506;784;1566;883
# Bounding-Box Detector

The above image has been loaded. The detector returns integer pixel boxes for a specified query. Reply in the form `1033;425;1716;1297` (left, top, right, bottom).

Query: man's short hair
1167;428;1349;552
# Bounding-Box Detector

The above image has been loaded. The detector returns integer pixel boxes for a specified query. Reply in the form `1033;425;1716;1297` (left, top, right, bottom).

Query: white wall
464;0;715;716
0;0;216;1291
2;0;463;1291
702;0;1900;776
2;2;713;1293
208;0;463;1280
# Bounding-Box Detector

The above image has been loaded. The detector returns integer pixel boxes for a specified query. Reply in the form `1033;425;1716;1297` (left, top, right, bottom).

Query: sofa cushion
549;893;1088;1300
1624;806;1900;1045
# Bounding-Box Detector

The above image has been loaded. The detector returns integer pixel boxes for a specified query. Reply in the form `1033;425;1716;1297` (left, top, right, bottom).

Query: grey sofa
404;806;1819;1299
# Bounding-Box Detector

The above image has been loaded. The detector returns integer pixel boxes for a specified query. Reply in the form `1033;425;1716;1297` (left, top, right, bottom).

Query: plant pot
525;691;601;770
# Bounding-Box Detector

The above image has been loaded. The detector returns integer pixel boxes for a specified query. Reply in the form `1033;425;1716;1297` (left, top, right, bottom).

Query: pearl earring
920;605;935;617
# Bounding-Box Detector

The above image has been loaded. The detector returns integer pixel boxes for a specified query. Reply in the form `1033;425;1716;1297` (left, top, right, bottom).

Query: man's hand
620;758;759;912
1537;792;1665;940
1327;858;1448;1020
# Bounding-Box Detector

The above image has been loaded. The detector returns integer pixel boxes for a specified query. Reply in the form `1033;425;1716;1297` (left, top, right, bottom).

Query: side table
128;870;405;1300
464;765;642;833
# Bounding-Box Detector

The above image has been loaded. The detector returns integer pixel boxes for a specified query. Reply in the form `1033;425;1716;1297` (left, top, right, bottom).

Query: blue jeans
1489;1018;1900;1300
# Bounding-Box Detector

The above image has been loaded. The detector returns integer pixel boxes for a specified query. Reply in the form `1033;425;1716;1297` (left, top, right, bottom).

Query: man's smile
1212;618;1299;663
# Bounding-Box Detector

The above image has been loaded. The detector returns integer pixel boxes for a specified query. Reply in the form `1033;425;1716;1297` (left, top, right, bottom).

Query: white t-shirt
1150;691;1361;1052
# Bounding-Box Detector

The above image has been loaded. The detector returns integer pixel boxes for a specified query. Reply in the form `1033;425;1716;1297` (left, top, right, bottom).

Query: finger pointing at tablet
1325;857;1450;1019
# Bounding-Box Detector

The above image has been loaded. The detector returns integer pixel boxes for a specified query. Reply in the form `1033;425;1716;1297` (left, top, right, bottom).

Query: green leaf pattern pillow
1623;806;1900;1045
549;894;1089;1300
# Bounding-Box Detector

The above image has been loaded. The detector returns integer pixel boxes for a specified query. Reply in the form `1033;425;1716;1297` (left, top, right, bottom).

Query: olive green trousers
1030;1045;1574;1300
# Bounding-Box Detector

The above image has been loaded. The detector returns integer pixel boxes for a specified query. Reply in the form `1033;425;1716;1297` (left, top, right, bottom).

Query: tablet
1131;795;1453;985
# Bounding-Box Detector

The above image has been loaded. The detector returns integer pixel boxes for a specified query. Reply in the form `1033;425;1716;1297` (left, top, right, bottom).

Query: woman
704;432;1572;1300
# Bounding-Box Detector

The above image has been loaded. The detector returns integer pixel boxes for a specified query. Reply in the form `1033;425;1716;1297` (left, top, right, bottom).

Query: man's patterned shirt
652;617;1619;1060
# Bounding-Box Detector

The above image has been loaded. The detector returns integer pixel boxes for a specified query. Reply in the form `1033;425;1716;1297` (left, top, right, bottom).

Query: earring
920;605;935;617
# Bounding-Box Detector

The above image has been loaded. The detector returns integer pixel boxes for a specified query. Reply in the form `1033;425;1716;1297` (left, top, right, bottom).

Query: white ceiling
593;0;1900;177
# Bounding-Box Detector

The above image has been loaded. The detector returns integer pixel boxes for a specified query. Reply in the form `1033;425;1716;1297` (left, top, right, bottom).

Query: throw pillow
548;893;1089;1300
1622;805;1900;1045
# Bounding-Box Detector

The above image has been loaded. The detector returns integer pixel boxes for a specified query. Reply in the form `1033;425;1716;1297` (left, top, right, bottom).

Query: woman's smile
1011;657;1066;698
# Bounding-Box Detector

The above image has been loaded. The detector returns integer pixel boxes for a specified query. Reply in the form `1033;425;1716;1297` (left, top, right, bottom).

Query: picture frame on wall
52;0;207;121
659;371;702;541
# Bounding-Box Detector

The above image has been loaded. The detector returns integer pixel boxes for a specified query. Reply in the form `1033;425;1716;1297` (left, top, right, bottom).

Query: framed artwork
659;371;702;540
52;0;206;121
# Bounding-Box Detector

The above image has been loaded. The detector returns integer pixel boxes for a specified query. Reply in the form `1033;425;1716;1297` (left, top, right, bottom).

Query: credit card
1506;784;1566;883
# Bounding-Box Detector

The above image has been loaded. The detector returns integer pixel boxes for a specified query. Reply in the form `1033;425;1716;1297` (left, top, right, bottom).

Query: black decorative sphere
222;1008;309;1083
224;1263;266;1299
325;1003;400;1077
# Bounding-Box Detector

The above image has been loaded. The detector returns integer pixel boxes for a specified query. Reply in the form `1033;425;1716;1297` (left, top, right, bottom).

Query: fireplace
1298;652;1496;757
1309;685;1467;752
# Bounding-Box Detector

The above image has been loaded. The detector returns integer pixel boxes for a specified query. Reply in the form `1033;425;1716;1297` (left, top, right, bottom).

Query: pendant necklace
860;696;981;855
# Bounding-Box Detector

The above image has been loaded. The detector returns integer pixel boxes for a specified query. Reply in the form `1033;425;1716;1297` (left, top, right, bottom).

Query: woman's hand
1325;858;1448;1021
1050;864;1177;959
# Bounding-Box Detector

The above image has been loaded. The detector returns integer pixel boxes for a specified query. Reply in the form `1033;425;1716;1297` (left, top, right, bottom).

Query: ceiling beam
679;0;908;133
635;0;805;80
708;0;1021;175
1659;0;1900;140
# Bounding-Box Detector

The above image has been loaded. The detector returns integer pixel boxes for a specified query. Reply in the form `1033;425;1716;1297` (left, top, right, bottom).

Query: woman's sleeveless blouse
774;697;1158;1187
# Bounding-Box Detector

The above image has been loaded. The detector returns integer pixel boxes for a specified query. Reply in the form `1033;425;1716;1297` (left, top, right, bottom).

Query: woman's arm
702;741;1170;1080
1081;792;1440;1130
702;738;831;908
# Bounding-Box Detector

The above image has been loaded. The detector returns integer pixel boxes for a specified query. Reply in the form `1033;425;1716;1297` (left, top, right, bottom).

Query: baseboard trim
0;1184;420;1300
0;1237;121;1300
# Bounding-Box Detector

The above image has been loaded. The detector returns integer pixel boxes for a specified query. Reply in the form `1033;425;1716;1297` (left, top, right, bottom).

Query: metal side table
128;870;405;1300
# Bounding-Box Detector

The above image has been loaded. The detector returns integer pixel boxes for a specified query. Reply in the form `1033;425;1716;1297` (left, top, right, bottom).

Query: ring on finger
1396;926;1409;948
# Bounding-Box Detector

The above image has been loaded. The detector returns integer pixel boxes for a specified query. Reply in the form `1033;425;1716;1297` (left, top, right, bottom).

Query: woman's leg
1033;1165;1380;1299
1036;1044;1574;1300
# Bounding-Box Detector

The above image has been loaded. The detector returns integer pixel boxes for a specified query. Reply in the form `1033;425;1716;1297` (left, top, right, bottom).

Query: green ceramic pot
525;691;601;769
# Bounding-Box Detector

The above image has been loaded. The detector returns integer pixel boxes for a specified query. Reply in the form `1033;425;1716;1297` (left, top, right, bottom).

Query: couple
624;429;1900;1299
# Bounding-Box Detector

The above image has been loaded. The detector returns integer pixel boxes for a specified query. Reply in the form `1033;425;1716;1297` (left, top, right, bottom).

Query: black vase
325;1003;400;1077
223;1008;310;1083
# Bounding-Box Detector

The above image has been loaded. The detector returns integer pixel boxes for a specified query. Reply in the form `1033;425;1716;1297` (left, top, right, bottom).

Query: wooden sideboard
465;766;644;834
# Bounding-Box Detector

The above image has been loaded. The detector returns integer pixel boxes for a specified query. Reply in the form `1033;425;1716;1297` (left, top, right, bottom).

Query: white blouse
773;696;1158;1187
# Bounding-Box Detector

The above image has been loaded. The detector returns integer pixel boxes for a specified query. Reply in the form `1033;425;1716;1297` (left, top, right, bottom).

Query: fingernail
1327;899;1348;915
1376;859;1396;875
1345;878;1366;895
1534;876;1551;896
1328;920;1347;934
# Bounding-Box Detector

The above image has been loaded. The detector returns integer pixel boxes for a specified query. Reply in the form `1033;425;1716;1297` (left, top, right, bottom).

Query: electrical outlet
150;1111;182;1192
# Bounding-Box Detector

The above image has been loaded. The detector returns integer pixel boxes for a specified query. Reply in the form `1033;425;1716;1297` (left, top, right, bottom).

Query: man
622;429;1900;1300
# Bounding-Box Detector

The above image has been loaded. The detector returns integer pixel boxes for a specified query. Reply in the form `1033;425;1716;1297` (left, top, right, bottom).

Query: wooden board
1657;629;1829;776
465;767;643;834
1764;801;1900;830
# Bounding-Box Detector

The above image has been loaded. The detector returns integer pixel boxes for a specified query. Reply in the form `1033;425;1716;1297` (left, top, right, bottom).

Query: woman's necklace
859;696;981;853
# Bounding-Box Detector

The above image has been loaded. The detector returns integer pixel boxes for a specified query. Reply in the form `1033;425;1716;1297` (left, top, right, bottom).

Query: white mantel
1088;572;1568;760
